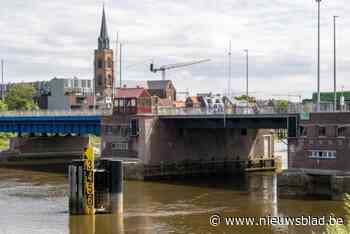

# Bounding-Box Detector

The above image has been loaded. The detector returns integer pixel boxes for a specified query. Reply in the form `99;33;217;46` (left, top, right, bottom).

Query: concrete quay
278;168;350;200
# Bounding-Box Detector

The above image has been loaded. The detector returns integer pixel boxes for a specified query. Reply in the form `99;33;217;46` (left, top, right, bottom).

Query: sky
0;0;349;101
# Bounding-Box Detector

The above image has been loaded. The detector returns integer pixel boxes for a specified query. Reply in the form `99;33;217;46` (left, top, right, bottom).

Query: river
0;168;345;234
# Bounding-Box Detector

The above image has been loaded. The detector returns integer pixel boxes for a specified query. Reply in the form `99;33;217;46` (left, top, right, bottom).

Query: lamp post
316;0;322;112
244;49;249;111
333;15;339;112
1;59;3;101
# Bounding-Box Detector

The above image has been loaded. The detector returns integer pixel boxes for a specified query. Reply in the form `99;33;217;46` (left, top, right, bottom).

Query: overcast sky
0;0;349;100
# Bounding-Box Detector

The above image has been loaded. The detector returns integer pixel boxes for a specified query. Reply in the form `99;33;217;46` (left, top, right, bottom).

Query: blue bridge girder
0;115;101;136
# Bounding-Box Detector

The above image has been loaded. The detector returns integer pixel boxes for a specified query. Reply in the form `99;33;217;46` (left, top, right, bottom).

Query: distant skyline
0;0;350;100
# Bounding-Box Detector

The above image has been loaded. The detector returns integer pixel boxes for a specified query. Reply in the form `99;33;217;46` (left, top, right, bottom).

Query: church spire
98;6;110;49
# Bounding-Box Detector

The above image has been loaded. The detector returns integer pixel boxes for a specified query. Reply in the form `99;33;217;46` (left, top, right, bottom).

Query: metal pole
1;59;3;101
244;49;249;113
333;16;339;112
119;43;122;88
228;40;232;98
246;50;249;98
316;0;322;112
161;70;166;80
93;58;96;112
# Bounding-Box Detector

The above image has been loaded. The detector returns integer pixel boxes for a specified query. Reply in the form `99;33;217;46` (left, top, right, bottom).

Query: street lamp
333;15;339;112
244;49;249;112
316;0;322;112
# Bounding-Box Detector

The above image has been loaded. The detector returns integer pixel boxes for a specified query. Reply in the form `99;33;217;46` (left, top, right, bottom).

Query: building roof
174;100;185;108
147;80;172;90
115;88;150;98
98;6;110;49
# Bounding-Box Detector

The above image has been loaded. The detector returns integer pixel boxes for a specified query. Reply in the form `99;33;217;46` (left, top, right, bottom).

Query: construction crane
150;59;210;80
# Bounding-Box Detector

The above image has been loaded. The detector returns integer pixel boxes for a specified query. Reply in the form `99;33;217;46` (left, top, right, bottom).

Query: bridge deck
0;115;101;135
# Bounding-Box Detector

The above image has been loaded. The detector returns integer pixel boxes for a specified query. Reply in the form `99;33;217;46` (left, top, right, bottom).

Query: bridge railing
156;103;350;116
0;109;112;117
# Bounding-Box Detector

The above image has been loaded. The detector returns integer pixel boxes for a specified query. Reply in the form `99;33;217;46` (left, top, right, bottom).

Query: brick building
94;7;114;108
101;87;152;158
147;80;176;102
289;112;350;171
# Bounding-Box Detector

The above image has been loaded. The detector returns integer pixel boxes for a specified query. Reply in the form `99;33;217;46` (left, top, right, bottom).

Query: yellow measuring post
83;146;95;215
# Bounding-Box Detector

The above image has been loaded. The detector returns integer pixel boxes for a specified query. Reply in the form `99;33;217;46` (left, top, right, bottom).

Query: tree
0;100;7;111
326;194;350;233
235;95;256;103
274;100;289;113
5;84;38;111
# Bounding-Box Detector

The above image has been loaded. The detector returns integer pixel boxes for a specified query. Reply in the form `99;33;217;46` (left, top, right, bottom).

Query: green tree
0;100;7;111
235;95;256;103
274;100;289;113
327;194;350;234
5;84;38;111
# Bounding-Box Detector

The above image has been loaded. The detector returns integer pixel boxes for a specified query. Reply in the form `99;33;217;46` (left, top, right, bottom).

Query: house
113;87;152;114
185;96;201;108
147;80;176;101
289;112;350;171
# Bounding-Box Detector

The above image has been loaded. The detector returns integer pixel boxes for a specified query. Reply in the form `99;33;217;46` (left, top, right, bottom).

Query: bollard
68;159;85;215
109;160;123;215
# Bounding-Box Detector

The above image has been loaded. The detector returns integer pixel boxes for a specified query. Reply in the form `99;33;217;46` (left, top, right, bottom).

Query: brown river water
0;168;345;234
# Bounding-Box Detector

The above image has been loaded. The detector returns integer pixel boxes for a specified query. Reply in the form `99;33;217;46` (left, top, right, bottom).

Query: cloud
0;0;350;100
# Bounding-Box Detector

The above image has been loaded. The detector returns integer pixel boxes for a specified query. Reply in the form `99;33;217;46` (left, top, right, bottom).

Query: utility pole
333;16;339;112
114;32;119;100
316;0;322;112
1;59;4;101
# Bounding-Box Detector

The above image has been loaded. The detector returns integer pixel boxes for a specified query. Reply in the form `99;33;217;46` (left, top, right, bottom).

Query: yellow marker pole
83;146;95;215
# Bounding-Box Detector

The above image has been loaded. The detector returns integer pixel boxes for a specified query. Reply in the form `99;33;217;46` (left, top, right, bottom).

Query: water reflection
69;214;124;234
0;169;344;234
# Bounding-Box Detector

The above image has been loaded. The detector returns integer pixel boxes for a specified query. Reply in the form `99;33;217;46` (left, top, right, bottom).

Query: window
105;125;113;135
82;80;87;88
112;142;128;151
318;126;326;137
74;79;79;88
87;80;91;88
308;150;336;159
97;60;103;68
64;80;70;88
107;58;113;68
300;126;307;137
98;76;103;86
337;127;346;137
130;119;139;136
131;99;136;107
114;99;119;107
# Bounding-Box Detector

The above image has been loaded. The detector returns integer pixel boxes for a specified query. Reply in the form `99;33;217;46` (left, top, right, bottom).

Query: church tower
94;6;114;104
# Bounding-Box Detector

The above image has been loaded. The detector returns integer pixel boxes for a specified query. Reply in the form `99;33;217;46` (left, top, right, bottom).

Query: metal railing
0;109;112;117
155;103;350;116
0;103;349;117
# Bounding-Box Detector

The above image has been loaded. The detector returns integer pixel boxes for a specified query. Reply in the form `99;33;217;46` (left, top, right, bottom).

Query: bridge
0;108;301;137
0;111;102;136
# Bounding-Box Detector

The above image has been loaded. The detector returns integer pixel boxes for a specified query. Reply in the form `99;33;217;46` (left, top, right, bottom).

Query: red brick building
101;87;152;158
289;112;350;171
